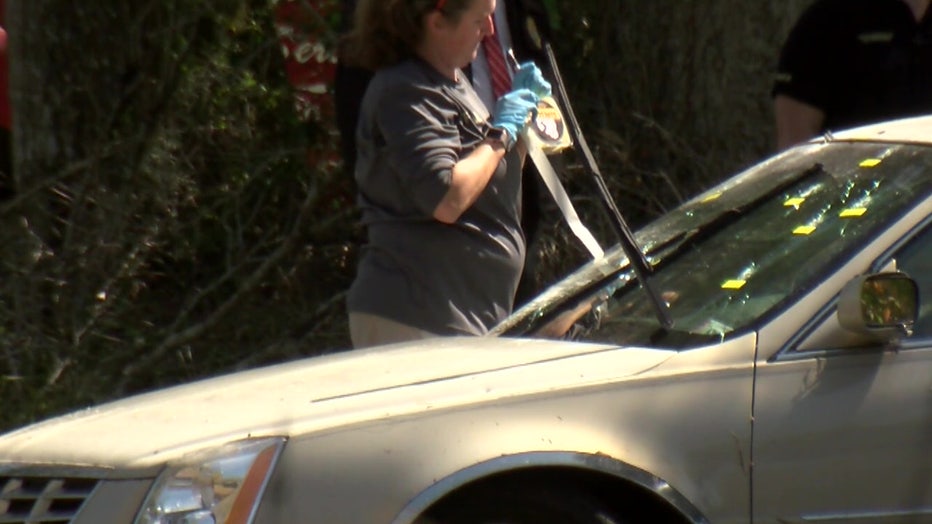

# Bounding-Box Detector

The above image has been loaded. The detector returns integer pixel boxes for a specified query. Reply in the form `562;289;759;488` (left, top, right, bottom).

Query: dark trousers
514;168;545;308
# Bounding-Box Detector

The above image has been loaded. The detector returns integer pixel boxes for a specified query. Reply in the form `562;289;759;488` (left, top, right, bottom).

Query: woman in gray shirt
342;0;549;347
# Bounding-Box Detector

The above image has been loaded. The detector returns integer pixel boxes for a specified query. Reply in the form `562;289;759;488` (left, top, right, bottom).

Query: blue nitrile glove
491;88;540;141
512;61;552;98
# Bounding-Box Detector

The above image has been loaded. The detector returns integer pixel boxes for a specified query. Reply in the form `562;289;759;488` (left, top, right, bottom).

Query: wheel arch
391;451;709;524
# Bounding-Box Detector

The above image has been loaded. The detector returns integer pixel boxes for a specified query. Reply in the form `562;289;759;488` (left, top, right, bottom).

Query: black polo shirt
773;0;932;132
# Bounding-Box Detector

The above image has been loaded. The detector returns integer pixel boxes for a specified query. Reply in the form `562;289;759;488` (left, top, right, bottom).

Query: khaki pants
349;312;441;349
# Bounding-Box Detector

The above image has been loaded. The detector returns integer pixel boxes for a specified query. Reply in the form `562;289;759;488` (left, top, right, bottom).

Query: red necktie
482;27;512;99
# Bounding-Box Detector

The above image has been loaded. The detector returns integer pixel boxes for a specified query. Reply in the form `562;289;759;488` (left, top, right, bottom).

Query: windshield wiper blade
544;43;672;328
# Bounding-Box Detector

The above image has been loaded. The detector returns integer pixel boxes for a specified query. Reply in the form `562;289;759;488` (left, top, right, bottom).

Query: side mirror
837;272;918;341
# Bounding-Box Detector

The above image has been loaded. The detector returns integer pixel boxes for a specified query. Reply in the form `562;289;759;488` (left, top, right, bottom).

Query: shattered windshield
493;142;932;348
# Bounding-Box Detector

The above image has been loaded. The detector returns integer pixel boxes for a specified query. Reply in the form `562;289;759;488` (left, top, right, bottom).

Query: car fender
256;333;756;524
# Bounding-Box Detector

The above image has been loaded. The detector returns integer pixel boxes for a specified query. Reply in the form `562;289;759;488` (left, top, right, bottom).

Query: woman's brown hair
341;0;476;71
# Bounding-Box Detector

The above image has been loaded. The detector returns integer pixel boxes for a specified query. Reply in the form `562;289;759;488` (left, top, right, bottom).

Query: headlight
135;437;285;524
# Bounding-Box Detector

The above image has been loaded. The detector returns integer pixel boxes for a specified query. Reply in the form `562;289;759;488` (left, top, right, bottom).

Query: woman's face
435;0;495;70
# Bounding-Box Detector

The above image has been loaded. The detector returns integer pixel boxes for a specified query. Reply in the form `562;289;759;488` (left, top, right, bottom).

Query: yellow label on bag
525;96;573;155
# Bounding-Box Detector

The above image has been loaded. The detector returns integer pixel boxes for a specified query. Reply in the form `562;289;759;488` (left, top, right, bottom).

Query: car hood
820;113;932;145
0;336;674;470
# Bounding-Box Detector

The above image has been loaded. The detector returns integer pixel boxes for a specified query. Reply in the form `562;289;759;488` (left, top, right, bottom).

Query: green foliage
0;0;353;431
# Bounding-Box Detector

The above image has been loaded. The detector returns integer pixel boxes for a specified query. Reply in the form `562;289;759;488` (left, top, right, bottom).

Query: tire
418;480;629;524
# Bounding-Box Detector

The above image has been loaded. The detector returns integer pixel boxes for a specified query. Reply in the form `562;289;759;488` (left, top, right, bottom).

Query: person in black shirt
773;0;932;149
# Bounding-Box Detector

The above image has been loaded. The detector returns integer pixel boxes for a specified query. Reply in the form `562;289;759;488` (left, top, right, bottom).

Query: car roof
820;114;932;145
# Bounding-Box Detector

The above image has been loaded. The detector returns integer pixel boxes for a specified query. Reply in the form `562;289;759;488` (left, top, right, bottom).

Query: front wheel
417;479;629;524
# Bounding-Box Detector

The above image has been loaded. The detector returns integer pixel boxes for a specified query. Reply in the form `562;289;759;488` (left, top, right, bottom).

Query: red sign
273;0;339;123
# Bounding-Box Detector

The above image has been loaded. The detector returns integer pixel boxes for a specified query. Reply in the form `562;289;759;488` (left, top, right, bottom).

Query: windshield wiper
544;43;672;328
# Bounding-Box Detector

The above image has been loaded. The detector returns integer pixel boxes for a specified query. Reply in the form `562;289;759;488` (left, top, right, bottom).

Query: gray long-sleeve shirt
346;58;525;336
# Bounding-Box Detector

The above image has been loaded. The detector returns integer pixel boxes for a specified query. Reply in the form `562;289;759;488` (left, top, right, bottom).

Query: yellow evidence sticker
793;225;816;235
859;158;882;168
721;280;747;290
840;208;867;218
784;197;806;208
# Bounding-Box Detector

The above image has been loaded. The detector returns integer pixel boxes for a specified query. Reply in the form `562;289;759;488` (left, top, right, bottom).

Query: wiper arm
544;43;672;328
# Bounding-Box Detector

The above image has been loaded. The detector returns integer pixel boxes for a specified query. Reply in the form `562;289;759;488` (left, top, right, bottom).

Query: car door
751;219;932;523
